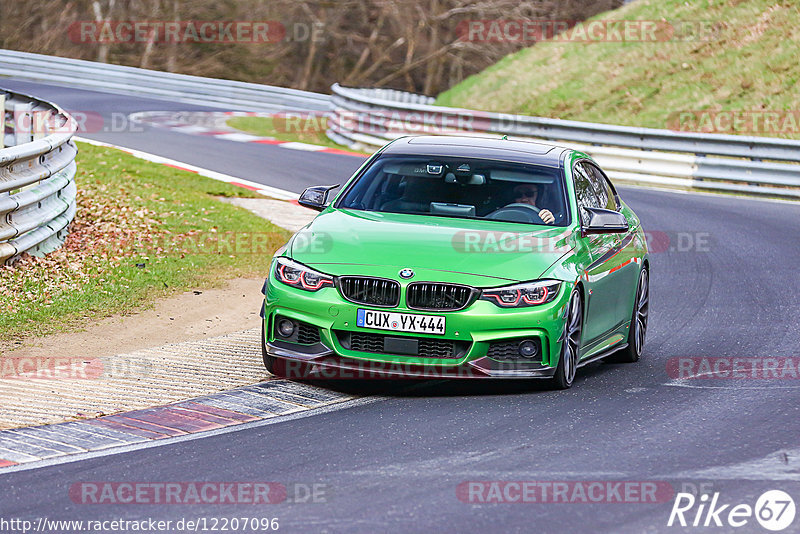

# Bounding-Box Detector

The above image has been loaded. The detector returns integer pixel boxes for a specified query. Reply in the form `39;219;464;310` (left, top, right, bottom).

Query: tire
261;320;279;375
609;267;649;363
551;288;583;390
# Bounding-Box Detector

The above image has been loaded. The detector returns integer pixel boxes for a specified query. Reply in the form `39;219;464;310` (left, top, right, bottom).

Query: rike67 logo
668;490;796;531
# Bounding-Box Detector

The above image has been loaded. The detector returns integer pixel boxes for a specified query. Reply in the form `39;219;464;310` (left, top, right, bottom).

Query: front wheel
610;267;649;363
261;320;280;375
261;321;312;379
551;289;583;390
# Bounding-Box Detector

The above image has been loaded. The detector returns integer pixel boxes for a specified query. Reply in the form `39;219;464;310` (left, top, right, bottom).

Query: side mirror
298;184;340;212
582;207;629;236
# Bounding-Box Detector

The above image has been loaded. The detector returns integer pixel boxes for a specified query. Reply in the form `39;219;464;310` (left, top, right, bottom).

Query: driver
511;184;555;224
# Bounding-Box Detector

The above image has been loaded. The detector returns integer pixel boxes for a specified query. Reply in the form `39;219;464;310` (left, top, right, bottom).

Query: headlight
480;280;562;308
274;257;334;291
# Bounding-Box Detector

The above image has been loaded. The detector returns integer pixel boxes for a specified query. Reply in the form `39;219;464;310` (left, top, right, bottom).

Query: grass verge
0;142;289;343
436;0;800;139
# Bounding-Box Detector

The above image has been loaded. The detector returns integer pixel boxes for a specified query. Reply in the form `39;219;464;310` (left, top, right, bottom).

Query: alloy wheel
633;269;649;356
562;290;583;386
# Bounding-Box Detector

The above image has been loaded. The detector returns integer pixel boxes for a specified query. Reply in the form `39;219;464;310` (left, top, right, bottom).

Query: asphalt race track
2;79;800;533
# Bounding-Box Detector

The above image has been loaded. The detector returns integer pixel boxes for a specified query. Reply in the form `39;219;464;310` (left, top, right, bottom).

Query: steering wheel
486;203;541;223
504;203;541;214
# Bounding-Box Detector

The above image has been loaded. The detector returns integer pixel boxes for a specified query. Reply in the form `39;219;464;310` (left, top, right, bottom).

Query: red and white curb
74;136;300;201
0;381;358;470
129;110;366;158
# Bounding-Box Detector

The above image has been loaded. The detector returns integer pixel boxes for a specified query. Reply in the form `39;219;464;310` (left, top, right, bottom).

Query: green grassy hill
436;0;800;138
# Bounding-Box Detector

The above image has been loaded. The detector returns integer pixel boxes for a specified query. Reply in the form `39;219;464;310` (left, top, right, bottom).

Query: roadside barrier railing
0;88;77;264
0;49;330;112
328;84;800;198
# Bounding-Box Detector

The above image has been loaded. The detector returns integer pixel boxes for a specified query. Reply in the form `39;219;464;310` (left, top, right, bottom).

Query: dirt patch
1;278;264;358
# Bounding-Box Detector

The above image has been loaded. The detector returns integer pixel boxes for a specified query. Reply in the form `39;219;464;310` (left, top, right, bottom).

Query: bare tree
0;0;624;94
91;0;115;63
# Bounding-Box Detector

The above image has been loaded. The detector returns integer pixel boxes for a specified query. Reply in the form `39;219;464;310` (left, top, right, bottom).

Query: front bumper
262;274;571;379
265;340;557;379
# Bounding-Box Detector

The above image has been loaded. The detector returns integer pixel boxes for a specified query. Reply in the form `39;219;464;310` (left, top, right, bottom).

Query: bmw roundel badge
399;268;414;279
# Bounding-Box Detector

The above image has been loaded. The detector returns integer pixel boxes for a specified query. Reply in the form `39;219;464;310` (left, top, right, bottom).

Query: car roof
380;135;572;167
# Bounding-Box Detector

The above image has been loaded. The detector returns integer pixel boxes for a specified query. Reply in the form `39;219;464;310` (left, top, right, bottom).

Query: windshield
336;155;570;226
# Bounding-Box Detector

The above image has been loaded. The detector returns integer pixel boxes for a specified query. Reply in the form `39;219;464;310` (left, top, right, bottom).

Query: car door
585;162;641;327
573;161;622;347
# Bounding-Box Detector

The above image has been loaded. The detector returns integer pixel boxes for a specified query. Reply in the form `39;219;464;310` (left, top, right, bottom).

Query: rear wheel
551;289;583;389
610;267;649;363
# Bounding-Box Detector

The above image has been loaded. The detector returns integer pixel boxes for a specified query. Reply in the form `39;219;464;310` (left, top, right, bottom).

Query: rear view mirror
298;184;340;211
582;207;628;236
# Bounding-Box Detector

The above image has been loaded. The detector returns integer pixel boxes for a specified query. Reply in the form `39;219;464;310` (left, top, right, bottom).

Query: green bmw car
261;136;649;389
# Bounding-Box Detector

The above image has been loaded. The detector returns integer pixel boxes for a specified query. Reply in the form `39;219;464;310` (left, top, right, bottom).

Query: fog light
277;319;296;338
518;340;538;358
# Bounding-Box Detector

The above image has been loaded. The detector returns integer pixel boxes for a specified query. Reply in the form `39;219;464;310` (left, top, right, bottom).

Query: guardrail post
0;92;5;149
9;99;34;146
32;108;50;141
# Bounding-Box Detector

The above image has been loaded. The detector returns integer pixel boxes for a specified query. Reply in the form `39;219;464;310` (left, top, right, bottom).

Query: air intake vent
406;283;476;311
338;277;401;307
336;331;469;359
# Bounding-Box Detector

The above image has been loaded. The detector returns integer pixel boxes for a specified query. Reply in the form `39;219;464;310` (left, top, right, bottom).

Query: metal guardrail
0;49;330;113
0;88;77;264
328;84;800;198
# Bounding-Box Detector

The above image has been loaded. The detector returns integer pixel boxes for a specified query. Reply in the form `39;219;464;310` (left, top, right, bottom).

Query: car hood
288;209;575;285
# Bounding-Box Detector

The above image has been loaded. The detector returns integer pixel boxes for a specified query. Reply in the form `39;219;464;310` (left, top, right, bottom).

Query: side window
584;162;617;211
572;163;601;226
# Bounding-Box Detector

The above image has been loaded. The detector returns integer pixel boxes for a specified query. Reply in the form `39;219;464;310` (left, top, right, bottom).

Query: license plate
356;309;446;335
